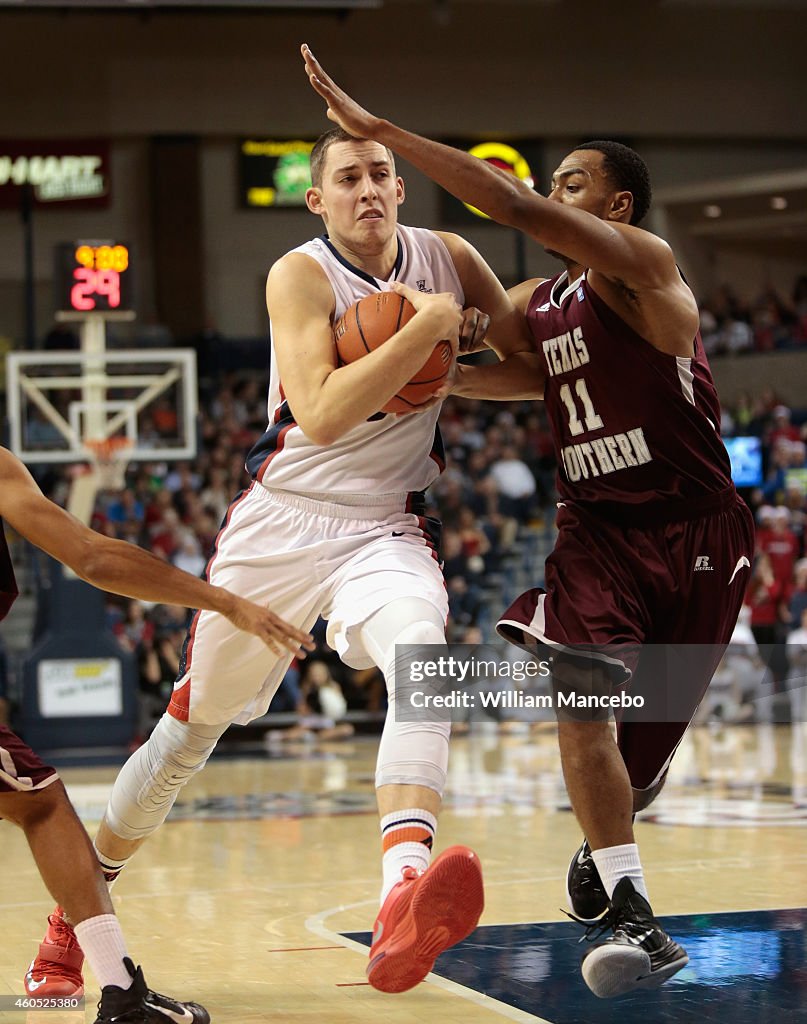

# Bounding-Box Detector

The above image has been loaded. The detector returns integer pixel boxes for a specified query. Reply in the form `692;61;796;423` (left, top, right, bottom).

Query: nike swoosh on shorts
728;555;751;586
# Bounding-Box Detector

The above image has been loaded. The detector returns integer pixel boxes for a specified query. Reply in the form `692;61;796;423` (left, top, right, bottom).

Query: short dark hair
309;126;395;188
576;140;652;225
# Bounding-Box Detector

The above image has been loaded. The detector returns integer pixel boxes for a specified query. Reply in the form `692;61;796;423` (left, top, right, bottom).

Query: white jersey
246;224;464;498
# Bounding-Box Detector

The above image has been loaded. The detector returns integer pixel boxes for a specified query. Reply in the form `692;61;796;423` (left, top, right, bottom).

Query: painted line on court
305;898;556;1024
268;945;343;952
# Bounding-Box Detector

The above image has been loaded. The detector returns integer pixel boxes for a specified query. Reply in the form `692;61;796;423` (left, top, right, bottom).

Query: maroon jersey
0;724;59;793
527;272;733;512
0;522;17;622
0;527;55;799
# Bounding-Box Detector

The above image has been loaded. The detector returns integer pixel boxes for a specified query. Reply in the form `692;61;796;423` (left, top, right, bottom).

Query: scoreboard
54;241;133;315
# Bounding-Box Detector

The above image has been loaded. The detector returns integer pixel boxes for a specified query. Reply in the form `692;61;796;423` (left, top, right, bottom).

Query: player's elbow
74;550;108;587
305;426;339;446
72;536;117;588
297;413;339;447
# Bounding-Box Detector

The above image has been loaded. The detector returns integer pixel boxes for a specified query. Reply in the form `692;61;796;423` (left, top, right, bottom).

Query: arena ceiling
657;169;807;259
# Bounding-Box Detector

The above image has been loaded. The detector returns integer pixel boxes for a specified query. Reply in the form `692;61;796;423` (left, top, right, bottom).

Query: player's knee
384;619;446;700
557;718;615;757
391;619;446;650
375;720;451;794
104;714;225;840
0;781;65;830
136;711;216;768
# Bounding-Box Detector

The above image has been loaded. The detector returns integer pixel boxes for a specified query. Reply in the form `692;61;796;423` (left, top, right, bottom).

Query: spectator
792;275;807;343
488;444;537;522
199;466;232;524
442;527;482;629
267;662;305;715
770;406;800;447
785;608;807;722
114;600;154;654
137;622;183;738
751;289;795;352
758;507;799;588
42;323;79;351
171;531;207;578
105;489;145;532
789;559;807;631
149;508;183;561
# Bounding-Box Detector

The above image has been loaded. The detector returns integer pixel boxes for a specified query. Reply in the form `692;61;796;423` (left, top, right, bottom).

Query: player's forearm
77;536;236;617
452;353;544;401
301;316;448;444
371;118;531;229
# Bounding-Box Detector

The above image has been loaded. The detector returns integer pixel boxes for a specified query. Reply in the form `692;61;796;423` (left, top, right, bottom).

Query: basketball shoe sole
367;845;484;994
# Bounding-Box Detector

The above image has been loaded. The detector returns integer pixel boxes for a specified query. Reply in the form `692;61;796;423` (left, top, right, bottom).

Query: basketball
333;291;454;414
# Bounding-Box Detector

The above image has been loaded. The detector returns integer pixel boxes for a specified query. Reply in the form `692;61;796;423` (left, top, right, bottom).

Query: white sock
94;843;129;892
379;808;436;905
73;915;132;990
590;843;648;902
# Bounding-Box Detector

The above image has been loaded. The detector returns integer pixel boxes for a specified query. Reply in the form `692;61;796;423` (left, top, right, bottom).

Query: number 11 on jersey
559;378;604;437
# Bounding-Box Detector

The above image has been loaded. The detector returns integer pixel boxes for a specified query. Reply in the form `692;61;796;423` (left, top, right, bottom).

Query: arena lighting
770;196;789;210
703;204;722;218
463;141;534;221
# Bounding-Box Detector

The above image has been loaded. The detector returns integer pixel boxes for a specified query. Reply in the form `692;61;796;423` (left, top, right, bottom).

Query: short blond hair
309;127;395;187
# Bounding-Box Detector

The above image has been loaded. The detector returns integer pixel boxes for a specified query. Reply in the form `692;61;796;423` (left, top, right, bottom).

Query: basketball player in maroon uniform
0;446;312;1022
302;45;755;998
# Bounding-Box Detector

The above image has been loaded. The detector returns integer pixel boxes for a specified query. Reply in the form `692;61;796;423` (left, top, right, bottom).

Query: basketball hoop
84;437;133;492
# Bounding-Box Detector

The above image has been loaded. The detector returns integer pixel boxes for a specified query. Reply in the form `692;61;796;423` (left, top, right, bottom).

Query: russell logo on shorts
694;555;714;572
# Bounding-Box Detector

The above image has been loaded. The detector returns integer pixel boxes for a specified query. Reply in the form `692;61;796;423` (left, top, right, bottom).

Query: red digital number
70;268;121;311
96;270;121;308
71;267;97;310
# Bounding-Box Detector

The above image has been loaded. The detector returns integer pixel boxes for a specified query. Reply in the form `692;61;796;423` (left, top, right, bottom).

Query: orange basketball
333;291;454;414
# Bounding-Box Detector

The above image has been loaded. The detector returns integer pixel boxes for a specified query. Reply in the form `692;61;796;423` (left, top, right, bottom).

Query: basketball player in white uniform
29;127;543;998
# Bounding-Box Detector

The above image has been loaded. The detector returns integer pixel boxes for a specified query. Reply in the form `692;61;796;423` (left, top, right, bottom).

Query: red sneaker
367;845;484;994
25;906;85;998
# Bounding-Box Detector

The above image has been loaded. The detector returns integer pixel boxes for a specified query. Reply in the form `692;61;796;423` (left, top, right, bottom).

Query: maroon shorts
498;488;755;789
0;725;59;794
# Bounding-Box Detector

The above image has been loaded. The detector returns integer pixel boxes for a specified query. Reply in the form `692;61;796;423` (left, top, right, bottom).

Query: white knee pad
361;600;451;796
104;714;227;842
375;718;451;794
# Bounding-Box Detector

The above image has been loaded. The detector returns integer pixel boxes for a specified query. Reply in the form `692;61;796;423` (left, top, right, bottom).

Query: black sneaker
566;839;608;923
93;958;210;1023
578;877;688;998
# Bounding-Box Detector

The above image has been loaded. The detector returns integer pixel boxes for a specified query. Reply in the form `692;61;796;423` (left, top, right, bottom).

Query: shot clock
54;241;133;315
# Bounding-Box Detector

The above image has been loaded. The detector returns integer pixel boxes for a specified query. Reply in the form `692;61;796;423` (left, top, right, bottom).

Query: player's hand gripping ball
333;291;453;414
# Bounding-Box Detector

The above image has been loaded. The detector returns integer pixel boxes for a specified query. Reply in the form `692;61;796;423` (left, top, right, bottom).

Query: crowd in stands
698;275;807;356
10;276;807;739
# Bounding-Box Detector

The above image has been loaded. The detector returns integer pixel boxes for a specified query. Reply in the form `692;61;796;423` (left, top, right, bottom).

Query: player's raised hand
223;594;315;659
301;44;380;139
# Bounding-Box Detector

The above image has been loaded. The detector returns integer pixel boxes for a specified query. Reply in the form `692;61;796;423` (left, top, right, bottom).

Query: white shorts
168;484;448;726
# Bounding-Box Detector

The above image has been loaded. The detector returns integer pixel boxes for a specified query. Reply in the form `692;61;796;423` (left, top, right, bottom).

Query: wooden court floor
1;722;806;1023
